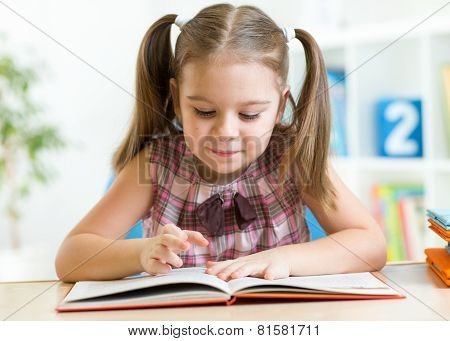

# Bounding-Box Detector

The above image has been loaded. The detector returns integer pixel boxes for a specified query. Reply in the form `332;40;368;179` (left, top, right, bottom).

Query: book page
228;272;393;295
64;267;231;302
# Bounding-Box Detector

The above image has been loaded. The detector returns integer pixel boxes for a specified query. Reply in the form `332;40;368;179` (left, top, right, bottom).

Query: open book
56;267;405;312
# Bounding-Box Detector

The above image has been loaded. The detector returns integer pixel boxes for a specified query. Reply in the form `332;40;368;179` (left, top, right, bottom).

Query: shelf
315;17;450;49
331;156;427;172
315;20;450;261
361;157;423;171
432;160;450;172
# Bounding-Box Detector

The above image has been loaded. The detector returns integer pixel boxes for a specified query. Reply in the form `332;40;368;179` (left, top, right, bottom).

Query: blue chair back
305;207;326;240
104;174;142;239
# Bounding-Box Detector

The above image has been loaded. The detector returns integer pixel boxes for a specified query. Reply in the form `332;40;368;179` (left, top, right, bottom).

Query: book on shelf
442;65;450;155
327;68;347;157
56;267;405;312
399;196;425;260
372;183;425;261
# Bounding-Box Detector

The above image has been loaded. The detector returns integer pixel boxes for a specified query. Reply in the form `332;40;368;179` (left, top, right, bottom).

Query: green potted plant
0;34;65;249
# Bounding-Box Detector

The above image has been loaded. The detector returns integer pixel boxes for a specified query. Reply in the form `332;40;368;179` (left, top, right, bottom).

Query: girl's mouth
208;148;240;157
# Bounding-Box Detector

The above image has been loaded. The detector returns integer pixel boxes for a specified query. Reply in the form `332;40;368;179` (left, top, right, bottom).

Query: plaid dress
142;128;310;267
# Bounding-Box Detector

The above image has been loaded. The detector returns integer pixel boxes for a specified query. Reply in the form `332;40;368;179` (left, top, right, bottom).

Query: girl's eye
194;109;215;118
194;109;260;120
240;113;260;120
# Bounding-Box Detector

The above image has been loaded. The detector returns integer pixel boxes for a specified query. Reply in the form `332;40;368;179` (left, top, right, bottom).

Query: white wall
0;0;168;251
0;0;448;257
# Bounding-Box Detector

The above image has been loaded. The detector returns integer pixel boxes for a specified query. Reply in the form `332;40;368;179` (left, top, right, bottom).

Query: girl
55;3;386;283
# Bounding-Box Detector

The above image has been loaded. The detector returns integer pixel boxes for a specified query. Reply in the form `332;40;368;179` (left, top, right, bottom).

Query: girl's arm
54;146;153;282
283;163;388;276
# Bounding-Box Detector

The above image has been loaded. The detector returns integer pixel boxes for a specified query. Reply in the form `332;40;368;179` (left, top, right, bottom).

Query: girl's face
170;58;290;185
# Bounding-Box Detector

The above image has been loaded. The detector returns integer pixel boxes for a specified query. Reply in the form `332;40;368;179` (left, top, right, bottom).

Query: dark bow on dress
196;191;257;236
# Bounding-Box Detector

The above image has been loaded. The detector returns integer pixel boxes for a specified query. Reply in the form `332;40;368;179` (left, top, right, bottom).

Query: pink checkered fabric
142;128;310;267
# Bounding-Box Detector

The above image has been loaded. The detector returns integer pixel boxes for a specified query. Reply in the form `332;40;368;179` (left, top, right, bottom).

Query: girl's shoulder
142;131;187;188
145;131;186;163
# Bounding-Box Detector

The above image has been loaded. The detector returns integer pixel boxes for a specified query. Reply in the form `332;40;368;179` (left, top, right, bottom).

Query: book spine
410;197;425;260
386;184;425;261
378;185;402;260
390;187;406;260
372;184;393;260
398;198;412;260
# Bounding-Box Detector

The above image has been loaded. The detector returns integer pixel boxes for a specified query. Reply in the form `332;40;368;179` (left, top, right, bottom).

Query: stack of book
424;209;450;286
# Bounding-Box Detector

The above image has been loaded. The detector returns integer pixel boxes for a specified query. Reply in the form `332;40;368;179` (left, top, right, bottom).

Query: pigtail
281;28;337;212
112;14;178;173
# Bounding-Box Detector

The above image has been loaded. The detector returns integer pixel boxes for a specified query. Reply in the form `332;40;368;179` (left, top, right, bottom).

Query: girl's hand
139;224;209;275
205;248;290;281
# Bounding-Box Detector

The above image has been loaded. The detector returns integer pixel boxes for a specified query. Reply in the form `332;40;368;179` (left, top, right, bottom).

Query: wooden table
1;262;449;321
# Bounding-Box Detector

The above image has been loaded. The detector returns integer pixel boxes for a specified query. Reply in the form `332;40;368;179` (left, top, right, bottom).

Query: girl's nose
213;113;239;139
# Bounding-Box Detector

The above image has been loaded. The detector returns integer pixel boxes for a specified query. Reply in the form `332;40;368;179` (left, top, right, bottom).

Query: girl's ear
276;85;291;124
170;78;182;122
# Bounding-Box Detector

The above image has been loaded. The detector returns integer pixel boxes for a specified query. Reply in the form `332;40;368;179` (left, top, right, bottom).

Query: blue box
376;98;423;157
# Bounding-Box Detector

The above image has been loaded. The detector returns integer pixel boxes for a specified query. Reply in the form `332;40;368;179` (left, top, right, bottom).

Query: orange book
428;218;450;241
424;248;450;286
56;267;405;312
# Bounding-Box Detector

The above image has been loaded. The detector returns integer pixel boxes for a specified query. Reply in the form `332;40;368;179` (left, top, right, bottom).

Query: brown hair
112;3;337;212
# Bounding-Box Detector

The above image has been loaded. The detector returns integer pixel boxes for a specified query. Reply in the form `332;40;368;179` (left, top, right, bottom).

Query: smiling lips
208;147;240;157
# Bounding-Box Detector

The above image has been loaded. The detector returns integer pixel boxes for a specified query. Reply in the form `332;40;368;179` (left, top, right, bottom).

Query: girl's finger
161;224;208;248
162;224;188;241
155;245;184;268
184;230;209;247
158;234;190;252
264;264;276;280
264;264;289;280
216;261;245;280
205;260;234;275
144;259;172;276
230;262;261;279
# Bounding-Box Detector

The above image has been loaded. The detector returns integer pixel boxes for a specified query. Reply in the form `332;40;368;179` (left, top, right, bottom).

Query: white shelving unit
286;19;450;254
